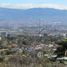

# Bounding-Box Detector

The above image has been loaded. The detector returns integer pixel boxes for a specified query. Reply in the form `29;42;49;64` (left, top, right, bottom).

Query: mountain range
0;8;67;29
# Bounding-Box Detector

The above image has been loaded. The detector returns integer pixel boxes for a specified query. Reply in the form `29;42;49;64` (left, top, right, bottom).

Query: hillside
0;8;67;29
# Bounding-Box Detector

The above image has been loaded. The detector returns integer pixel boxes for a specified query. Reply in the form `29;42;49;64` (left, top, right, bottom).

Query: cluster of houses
0;31;67;64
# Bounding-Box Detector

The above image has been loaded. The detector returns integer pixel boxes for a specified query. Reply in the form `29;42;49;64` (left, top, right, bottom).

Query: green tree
55;39;67;58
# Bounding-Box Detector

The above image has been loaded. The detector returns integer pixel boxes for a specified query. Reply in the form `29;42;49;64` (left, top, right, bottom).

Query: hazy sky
0;0;67;9
0;0;66;5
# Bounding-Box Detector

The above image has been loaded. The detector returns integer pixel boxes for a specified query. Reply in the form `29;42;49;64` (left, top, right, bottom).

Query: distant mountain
0;8;67;29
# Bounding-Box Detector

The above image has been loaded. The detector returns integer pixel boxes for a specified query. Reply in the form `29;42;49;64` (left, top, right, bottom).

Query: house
57;57;67;64
34;44;45;50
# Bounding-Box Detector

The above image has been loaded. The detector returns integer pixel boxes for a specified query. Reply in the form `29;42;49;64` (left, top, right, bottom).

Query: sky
0;0;67;10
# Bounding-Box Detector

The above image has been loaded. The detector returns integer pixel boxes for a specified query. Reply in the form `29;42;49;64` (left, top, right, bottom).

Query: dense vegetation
0;34;65;67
